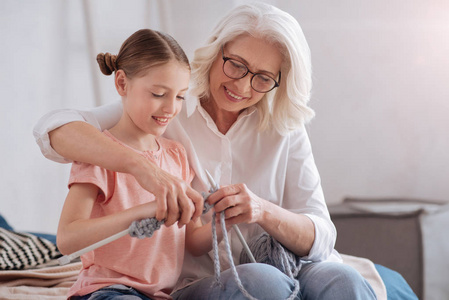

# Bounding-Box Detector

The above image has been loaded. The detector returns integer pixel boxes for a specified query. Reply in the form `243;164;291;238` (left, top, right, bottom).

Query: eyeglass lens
223;59;277;93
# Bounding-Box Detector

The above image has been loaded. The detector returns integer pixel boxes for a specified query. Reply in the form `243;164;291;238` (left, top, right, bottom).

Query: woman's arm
34;104;203;225
57;182;158;254
33;102;123;163
51;122;202;225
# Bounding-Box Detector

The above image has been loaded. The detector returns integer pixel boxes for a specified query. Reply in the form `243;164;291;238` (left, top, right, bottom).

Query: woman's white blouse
33;96;341;286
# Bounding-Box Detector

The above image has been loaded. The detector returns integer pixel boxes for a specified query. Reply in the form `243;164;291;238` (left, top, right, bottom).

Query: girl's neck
109;116;159;152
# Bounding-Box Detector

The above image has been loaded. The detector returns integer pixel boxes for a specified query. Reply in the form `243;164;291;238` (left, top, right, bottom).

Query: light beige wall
1;0;448;232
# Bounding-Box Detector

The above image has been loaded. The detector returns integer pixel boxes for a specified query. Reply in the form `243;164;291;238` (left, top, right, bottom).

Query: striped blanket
0;228;60;270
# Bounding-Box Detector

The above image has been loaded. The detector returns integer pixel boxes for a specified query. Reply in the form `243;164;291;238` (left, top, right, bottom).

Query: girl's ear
115;70;127;96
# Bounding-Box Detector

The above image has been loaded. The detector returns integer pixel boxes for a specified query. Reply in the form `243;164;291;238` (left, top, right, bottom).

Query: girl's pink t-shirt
67;131;194;299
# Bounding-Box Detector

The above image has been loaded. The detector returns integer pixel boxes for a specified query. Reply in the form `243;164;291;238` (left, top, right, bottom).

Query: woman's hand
130;156;204;227
207;183;315;257
206;183;265;226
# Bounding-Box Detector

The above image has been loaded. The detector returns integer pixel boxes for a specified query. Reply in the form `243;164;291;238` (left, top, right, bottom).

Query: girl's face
120;60;190;138
207;34;283;118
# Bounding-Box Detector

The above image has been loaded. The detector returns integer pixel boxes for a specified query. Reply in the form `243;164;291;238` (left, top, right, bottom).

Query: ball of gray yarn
239;233;302;278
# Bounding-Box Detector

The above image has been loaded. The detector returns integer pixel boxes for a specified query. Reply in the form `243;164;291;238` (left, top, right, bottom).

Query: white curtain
1;0;448;233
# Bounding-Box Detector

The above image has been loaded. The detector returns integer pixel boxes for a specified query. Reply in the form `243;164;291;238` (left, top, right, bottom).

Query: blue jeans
172;262;376;300
70;284;153;300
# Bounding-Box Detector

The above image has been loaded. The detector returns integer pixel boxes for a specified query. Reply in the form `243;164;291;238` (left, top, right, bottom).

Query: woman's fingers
136;164;204;226
176;187;204;227
210;184;248;212
207;184;243;206
208;183;263;224
177;193;195;227
164;189;180;227
154;186;168;221
186;187;204;220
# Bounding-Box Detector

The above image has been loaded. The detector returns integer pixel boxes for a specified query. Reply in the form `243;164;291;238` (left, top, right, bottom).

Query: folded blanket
0;261;82;300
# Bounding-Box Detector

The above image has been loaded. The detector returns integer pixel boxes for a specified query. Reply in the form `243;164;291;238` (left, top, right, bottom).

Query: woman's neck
201;98;240;135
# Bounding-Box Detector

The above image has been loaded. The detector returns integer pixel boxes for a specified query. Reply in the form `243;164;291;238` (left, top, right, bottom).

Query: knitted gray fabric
129;218;164;239
240;233;302;299
128;201;213;239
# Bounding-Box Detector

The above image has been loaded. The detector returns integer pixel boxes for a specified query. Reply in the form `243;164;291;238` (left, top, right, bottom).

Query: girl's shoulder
157;136;187;154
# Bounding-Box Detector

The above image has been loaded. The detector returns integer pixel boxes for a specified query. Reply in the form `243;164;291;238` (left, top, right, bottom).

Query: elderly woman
35;3;416;300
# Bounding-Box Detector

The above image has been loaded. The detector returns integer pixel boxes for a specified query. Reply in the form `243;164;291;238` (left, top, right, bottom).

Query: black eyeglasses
221;46;281;93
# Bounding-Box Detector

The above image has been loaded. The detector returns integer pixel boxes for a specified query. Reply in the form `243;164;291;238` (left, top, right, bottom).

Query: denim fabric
70;285;153;300
172;261;376;300
172;263;300;300
298;261;376;299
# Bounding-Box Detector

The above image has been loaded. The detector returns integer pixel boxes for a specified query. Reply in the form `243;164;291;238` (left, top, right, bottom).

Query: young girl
57;29;203;300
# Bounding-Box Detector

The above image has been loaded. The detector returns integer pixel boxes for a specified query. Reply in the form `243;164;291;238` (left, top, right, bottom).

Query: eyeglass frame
221;46;281;93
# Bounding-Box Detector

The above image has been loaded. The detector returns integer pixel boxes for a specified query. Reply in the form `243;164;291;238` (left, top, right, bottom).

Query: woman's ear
115;70;127;96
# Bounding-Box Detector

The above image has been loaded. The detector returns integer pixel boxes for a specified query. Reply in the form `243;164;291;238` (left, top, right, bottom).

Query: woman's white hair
190;2;315;134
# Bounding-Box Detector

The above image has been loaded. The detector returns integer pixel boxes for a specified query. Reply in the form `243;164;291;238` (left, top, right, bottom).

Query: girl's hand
207;183;265;226
131;157;204;227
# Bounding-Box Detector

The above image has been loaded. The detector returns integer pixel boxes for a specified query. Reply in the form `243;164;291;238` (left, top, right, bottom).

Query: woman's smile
224;86;246;102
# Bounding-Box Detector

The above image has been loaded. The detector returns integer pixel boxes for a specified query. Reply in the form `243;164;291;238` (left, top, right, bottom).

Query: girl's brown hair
96;29;190;78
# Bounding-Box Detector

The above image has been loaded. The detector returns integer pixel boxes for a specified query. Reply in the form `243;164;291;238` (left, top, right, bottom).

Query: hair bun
96;52;117;75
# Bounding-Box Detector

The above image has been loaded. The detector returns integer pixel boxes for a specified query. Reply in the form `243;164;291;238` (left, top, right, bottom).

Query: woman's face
207;34;283;118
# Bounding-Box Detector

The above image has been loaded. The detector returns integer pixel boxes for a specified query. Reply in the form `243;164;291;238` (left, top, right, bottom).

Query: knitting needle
205;170;257;264
58;229;129;265
58;173;256;266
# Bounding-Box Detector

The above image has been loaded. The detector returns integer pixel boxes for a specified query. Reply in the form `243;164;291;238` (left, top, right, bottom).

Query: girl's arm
184;216;232;257
57;182;158;255
34;103;203;226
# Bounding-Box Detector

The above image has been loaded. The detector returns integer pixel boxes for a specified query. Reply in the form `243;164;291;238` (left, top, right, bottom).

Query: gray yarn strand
211;210;223;287
217;211;258;300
